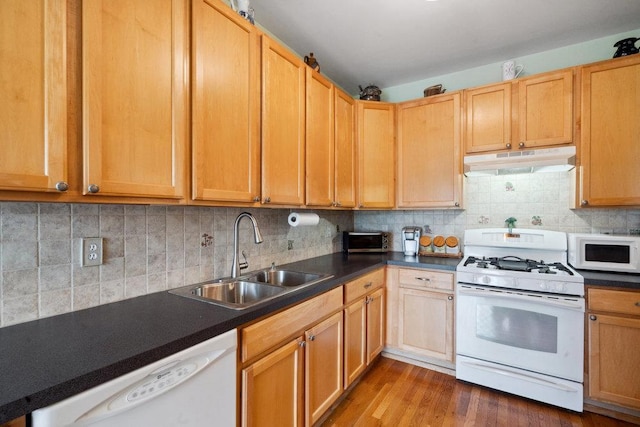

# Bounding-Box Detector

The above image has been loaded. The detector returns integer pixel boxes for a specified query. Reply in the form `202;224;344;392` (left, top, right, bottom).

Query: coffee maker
402;226;421;256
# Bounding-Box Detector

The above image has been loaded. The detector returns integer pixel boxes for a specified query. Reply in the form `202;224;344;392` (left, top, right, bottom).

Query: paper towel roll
288;212;320;227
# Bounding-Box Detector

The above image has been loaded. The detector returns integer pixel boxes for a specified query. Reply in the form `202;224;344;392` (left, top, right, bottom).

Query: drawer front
242;287;343;363
588;288;640;316
344;268;385;303
398;268;454;292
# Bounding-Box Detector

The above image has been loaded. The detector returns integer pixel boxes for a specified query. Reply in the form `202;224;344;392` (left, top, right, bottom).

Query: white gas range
455;228;585;412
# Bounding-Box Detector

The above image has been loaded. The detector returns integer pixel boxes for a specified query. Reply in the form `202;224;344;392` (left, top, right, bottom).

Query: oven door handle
459;360;580;393
457;288;584;311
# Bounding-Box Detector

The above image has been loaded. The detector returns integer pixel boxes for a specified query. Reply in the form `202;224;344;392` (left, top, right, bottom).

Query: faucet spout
231;212;263;278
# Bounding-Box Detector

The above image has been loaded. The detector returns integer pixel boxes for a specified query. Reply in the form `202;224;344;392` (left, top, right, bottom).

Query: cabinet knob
358;204;364;209
263;197;271;203
635;302;640;307
448;295;453;301
589;315;597;321
299;341;306;348
55;181;69;192
506;143;512;149
454;202;460;207
253;196;261;202
335;201;342;207
87;184;100;194
308;335;315;342
581;200;589;206
518;142;525;148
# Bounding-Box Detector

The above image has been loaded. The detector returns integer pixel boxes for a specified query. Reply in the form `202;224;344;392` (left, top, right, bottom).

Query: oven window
350;234;382;248
585;244;630;263
476;305;558;353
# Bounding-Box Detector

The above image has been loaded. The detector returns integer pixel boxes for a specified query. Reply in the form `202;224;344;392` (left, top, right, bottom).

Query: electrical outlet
81;237;103;266
288;240;294;250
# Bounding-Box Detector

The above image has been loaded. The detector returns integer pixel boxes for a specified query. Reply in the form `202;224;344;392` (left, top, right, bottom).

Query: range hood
464;146;576;176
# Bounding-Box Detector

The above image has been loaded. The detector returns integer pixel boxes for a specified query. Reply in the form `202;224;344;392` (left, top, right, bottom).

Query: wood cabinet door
344;298;366;388
366;288;385;364
334;89;357;208
588;313;640;409
397;287;454;362
242;337;305;427
580;56;640;207
464;82;512;154
305;69;334;207
82;0;187;198
357;101;395;208
261;36;305;206
397;93;462;208
0;0;67;192
518;70;573;149
191;0;260;203
305;312;343;426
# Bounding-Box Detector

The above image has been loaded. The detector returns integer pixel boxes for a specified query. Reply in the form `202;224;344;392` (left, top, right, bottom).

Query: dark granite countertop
1;252;635;423
578;269;640;290
0;252;459;423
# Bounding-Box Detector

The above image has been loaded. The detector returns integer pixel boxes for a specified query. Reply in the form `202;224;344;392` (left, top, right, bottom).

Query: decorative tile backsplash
0;203;352;327
355;172;640;251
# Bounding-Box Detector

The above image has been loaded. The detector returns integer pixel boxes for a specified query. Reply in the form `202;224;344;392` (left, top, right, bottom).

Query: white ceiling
249;0;640;94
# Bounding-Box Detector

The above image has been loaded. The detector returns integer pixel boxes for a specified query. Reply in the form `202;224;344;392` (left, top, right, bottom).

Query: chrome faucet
231;212;263;278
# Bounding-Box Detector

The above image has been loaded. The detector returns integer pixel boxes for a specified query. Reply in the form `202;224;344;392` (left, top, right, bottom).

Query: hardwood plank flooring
321;357;637;427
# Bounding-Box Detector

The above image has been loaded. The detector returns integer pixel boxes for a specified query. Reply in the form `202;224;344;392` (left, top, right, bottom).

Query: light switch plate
81;237;103;267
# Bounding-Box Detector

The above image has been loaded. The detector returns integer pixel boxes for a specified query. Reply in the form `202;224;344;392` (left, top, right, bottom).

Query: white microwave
567;233;640;273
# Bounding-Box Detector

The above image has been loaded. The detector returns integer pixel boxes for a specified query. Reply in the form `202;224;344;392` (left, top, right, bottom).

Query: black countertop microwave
343;231;389;253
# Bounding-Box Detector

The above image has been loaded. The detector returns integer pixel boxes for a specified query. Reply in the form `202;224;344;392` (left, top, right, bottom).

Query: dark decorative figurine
358;85;382;101
304;53;320;72
613;37;639;58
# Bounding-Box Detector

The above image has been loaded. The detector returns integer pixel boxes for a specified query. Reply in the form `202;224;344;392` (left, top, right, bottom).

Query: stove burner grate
464;256;574;275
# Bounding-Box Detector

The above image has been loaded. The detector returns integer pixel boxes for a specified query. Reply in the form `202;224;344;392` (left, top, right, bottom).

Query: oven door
456;284;584;382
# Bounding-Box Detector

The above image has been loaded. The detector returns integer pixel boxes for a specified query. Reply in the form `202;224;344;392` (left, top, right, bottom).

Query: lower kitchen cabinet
305;312;343;426
386;266;455;367
344;268;386;388
587;287;640;412
240;287;343;426
242;337;304;427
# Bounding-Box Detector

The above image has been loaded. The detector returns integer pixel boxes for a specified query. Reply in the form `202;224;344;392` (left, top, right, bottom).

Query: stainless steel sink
244;269;332;287
170;280;286;310
169;268;333;310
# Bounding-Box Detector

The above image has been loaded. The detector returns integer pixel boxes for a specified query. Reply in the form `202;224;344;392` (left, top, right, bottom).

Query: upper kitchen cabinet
464;69;573;154
397;93;462;208
334;89;357;208
82;0;187;199
579;55;640;207
0;1;67;193
464;82;512;154
518;70;573;149
261;36;305;206
305;68;335;207
191;0;261;204
357;101;395;209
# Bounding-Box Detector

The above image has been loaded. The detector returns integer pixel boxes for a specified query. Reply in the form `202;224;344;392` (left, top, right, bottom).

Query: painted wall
381;28;640;102
0;204;352;327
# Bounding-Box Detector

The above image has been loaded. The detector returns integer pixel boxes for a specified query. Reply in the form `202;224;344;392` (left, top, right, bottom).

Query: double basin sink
170;268;333;310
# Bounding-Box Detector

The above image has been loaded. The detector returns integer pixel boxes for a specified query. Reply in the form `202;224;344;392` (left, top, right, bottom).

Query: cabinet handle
518;142;525;148
55;181;69;192
581;200;589;206
448;295;453;301
635;302;640;307
364;282;373;288
308;335;315;341
299;341;306;348
87;184;100;194
589;315;597;321
253;196;260;202
263;197;271;203
415;277;430;282
506;143;512;149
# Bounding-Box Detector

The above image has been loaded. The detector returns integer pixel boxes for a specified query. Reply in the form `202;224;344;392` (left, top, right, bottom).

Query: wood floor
321;357;636;427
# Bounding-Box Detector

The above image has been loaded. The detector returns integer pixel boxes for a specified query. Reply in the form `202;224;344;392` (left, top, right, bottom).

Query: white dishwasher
32;329;236;427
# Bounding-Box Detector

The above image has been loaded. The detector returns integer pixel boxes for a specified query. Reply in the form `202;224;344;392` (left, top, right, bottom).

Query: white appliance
402;226;421;256
455;228;585;412
32;329;237;427
568;233;640;273
464;145;576;176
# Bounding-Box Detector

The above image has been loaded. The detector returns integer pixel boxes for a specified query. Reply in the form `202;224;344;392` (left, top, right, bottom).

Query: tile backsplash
3;172;639;327
0;203;352;327
355;172;640;251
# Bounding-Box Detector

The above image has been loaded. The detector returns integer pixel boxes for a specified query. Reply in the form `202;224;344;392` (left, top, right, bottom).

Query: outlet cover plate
81;237;103;267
